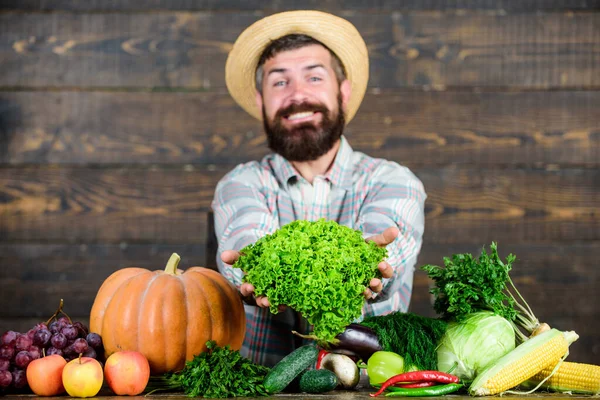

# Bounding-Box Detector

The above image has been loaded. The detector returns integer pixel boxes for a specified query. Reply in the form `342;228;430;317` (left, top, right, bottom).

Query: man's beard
262;94;345;162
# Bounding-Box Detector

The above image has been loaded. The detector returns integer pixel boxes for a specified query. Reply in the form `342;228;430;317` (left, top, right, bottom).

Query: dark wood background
1;1;599;364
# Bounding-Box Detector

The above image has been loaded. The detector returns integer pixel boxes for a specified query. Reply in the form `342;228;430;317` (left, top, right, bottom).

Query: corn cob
523;361;600;394
469;328;579;396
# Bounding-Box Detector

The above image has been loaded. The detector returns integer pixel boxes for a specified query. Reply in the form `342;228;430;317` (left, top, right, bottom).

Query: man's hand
221;250;281;310
363;226;399;299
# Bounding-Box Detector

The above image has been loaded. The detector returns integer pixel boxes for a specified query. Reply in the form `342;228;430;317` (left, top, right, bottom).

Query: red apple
104;351;150;395
26;354;67;396
62;356;103;398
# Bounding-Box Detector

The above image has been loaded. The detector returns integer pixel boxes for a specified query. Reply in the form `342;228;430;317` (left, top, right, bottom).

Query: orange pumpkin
89;253;246;375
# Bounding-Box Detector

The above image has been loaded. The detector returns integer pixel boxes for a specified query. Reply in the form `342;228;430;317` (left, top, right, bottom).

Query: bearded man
211;10;426;367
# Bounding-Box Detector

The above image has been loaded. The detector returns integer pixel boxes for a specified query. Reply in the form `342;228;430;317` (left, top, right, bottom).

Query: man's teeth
288;111;314;121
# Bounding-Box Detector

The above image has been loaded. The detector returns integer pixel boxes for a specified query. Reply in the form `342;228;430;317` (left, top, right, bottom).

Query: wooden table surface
2;373;595;399
2;392;596;400
3;381;596;400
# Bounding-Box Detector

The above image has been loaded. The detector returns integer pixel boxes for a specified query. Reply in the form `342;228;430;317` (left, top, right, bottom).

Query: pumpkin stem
165;253;181;275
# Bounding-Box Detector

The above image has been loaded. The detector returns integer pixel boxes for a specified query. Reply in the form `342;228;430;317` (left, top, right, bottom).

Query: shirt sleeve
355;162;427;318
211;164;280;288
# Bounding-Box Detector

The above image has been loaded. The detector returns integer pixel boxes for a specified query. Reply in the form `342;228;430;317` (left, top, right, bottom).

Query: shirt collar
271;135;354;190
272;152;298;186
325;136;354;190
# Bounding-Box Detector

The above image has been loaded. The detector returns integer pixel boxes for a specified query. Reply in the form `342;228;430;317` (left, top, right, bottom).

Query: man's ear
340;79;352;112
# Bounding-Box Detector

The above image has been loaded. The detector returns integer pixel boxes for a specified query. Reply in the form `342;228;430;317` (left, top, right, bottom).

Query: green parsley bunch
147;341;270;398
421;242;541;343
235;219;387;342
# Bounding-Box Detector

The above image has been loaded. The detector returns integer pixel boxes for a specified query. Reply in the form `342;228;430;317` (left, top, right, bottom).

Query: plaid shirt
211;136;426;366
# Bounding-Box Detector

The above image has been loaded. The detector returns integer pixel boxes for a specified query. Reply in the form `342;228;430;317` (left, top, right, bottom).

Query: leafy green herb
420;242;539;342
235;219;387;342
147;341;270;398
361;312;448;371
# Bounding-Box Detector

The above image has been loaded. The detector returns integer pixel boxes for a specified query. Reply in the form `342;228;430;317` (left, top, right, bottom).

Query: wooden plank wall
1;1;599;363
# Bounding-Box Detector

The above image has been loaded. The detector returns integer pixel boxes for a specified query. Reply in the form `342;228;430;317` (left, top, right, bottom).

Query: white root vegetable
320;353;360;389
530;322;551;338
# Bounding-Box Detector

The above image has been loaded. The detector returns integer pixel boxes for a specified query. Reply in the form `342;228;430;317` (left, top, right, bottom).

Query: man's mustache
274;102;330;120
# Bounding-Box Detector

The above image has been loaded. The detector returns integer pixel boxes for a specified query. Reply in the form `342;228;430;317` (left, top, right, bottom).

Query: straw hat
225;10;369;124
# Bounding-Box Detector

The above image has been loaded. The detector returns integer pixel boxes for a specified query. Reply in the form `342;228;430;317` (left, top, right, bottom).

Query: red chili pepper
394;381;436;389
315;349;329;369
370;371;459;397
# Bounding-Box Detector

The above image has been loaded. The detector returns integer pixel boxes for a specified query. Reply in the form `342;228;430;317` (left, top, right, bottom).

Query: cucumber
263;345;319;394
299;369;338;393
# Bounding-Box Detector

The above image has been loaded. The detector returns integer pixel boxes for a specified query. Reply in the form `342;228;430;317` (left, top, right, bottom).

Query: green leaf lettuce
234;219;387;342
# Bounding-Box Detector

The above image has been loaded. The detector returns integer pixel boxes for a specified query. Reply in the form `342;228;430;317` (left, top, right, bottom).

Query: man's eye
309;76;322;82
274;80;286;87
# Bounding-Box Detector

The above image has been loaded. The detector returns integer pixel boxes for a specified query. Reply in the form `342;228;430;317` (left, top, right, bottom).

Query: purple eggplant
326;323;382;362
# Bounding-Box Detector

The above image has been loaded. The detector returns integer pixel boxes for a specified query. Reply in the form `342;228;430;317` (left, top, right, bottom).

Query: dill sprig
361;312;448;371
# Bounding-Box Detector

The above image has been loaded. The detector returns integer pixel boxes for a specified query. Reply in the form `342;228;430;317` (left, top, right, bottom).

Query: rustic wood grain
420;167;600;243
0;166;216;243
1;90;598;167
1;12;598;89
1;242;598;364
2;0;599;12
1;166;598;244
1;0;599;371
0;243;209;320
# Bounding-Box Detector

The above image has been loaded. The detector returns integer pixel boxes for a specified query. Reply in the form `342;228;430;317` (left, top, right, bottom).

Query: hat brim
225;10;369;124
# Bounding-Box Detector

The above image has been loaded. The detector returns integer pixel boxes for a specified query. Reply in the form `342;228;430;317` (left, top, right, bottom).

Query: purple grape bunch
0;301;104;392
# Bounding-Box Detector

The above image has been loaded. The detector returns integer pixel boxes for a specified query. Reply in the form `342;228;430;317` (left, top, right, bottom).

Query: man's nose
288;80;309;104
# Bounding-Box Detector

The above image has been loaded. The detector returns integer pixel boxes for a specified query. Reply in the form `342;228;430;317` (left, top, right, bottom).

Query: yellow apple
26;354;67;396
61;356;103;398
104;351;150;395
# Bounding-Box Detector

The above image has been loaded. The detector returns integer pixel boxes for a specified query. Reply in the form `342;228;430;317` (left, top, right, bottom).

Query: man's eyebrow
266;63;327;78
305;63;326;71
266;67;287;77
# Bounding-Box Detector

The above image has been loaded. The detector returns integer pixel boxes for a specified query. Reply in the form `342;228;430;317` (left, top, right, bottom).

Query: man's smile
283;111;322;125
287;111;315;121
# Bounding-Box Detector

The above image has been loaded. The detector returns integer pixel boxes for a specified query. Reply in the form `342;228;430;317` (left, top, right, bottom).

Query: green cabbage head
437;311;515;382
